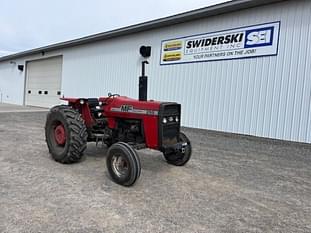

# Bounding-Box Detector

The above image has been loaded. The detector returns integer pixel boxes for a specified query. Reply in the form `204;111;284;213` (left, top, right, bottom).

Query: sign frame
160;21;281;66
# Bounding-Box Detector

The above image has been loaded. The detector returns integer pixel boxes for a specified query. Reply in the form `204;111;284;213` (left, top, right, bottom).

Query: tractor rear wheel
163;132;192;166
106;142;141;186
45;105;88;164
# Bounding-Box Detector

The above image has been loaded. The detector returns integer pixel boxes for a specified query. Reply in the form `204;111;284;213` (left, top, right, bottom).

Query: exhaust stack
139;46;151;101
139;61;148;101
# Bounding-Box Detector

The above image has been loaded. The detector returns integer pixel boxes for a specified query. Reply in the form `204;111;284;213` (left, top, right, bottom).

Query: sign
160;21;280;65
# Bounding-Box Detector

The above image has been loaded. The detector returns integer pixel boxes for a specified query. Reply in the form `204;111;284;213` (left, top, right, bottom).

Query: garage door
25;56;62;108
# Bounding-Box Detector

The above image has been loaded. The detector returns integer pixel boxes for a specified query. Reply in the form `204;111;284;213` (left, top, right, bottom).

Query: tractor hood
100;96;162;115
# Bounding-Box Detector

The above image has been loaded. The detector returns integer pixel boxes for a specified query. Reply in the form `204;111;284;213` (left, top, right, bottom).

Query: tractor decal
111;106;158;115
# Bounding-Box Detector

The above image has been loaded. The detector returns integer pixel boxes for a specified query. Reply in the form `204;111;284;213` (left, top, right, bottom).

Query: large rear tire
163;132;192;166
106;142;141;186
45;105;88;164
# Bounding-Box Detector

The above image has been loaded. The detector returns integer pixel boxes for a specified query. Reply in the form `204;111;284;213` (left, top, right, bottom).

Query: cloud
0;50;14;56
0;0;229;56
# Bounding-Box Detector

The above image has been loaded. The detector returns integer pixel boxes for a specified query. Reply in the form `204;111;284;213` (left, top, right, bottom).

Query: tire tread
45;105;87;164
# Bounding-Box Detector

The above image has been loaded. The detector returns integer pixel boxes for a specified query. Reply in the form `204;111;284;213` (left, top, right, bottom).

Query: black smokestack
139;46;151;101
139;61;148;101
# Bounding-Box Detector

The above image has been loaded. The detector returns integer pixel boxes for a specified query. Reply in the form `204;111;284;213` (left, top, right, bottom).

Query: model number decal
111;106;158;115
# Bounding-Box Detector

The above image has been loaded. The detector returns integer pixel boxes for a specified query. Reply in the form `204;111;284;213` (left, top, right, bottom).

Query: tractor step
94;133;107;147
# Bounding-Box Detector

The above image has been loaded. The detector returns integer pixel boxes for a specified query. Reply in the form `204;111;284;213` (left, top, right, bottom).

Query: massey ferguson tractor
45;46;192;186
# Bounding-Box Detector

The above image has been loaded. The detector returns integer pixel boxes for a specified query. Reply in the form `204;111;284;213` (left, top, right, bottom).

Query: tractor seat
87;98;99;108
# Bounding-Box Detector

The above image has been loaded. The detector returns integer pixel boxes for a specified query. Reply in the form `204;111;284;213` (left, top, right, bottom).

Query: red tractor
45;47;192;186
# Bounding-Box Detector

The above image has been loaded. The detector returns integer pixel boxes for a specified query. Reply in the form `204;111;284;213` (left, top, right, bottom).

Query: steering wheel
107;93;120;98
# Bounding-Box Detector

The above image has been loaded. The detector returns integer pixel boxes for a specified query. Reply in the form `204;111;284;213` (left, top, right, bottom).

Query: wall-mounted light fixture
10;61;16;65
139;46;151;58
17;65;24;71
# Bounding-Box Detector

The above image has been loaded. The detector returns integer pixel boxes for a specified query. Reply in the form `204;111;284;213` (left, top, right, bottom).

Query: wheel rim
111;154;129;178
164;133;192;166
54;123;66;146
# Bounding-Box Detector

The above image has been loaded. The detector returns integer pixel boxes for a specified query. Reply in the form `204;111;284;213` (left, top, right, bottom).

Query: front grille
162;125;179;145
158;103;181;148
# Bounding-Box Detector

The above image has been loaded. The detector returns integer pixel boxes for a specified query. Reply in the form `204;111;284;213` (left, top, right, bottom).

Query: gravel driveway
0;110;310;233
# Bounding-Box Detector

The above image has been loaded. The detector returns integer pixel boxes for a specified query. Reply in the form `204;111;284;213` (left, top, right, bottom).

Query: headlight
162;117;167;124
175;116;179;122
169;116;174;122
79;99;85;105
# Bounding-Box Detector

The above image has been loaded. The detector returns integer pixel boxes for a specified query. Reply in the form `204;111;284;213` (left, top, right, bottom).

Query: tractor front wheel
45;105;88;164
106;142;141;186
163;132;192;166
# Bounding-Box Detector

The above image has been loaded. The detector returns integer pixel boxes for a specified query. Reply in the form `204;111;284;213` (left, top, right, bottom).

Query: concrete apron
0;103;48;113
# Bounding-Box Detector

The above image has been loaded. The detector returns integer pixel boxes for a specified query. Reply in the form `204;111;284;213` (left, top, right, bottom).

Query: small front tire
163;132;192;166
106;142;141;186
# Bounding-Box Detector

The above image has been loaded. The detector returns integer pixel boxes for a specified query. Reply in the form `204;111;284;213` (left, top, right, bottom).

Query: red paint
61;96;163;149
54;124;66;145
61;98;95;128
81;104;95;128
101;96;161;149
142;116;158;149
107;118;116;129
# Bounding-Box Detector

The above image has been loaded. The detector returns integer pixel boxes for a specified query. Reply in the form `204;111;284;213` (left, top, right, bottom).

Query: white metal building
0;0;310;143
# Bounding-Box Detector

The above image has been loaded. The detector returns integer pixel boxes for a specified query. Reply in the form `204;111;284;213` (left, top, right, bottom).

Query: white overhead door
25;56;62;108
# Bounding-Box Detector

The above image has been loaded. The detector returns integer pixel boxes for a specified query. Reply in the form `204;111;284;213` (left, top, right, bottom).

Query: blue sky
0;0;228;56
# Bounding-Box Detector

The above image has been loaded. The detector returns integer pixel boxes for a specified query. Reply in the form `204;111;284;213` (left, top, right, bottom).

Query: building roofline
0;0;284;62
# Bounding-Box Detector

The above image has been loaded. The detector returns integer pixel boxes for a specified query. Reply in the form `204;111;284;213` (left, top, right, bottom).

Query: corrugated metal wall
0;50;63;105
0;58;25;105
1;0;310;143
62;0;311;143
